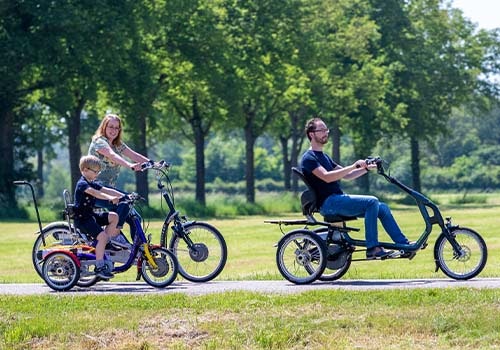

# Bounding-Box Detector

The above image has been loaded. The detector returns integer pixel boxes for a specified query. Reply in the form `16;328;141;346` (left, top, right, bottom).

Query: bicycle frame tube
112;212;147;273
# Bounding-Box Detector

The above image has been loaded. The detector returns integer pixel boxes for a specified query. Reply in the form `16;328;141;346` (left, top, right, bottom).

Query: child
73;155;129;279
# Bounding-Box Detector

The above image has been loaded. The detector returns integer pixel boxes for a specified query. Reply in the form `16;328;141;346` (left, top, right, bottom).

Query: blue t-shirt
74;176;103;220
300;150;343;207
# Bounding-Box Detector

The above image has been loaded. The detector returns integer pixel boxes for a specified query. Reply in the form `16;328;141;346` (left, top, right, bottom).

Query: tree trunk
244;129;256;203
280;136;291;191
0;107;15;210
330;121;341;163
192;95;206;205
67;99;85;192
134;112;149;203
37;148;44;198
243;103;256;203
410;137;421;192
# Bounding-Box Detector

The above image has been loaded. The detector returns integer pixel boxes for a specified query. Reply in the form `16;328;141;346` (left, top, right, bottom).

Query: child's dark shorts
75;212;110;238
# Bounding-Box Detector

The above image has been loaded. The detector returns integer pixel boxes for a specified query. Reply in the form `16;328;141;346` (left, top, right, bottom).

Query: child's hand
110;196;120;205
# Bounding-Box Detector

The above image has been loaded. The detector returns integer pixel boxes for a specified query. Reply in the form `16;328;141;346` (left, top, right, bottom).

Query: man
300;117;410;258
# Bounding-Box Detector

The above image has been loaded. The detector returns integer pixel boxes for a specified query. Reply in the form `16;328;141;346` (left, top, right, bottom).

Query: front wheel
434;227;487;280
42;252;80;291
141;247;179;288
276;230;327;285
166;222;227;282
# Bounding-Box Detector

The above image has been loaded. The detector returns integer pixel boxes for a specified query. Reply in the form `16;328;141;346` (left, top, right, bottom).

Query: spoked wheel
276;229;327;285
42;252;80;291
76;257;100;288
32;224;84;278
167;222;227;282
434;227;487;280
319;244;352;281
311;227;352;281
141;247;179;288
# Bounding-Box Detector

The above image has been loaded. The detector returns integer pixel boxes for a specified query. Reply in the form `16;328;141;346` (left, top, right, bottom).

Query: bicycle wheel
141;247;179;288
76;256;100;288
276;229;327;285
311;227;351;281
319;244;352;281
168;222;227;282
42;252;80;291
434;227;487;280
32;223;83;278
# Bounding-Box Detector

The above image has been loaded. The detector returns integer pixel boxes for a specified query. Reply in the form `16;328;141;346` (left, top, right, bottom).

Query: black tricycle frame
267;157;488;284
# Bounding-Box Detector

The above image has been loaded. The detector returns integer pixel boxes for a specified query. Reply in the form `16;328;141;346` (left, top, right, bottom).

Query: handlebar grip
13;181;28;185
140;160;155;170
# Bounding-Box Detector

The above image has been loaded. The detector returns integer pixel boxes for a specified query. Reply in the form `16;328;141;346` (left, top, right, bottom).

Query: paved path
2;278;500;295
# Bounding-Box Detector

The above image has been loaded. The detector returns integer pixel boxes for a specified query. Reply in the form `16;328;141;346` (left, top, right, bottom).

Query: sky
452;0;499;30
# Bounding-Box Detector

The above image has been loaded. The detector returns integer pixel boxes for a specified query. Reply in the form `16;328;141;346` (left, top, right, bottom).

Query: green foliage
1;0;499;213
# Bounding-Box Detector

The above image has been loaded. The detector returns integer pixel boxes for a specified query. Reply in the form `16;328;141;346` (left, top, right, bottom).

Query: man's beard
315;134;329;145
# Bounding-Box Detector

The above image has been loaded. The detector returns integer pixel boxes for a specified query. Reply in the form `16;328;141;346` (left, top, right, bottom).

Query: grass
2;204;500;283
1;199;500;349
1;290;500;349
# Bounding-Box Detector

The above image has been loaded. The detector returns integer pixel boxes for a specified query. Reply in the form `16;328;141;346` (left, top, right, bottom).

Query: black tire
276;229;327;285
167;222;227;282
434;227;487;280
42;252;80;291
32;223;83;278
141;247;179;288
311;227;351;281
76;256;100;288
319;246;352;281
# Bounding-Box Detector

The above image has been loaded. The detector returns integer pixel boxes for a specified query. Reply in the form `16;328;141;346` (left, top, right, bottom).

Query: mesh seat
292;167;356;223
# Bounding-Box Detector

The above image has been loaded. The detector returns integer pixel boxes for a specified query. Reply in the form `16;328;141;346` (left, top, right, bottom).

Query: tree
220;0;308;202
370;0;499;191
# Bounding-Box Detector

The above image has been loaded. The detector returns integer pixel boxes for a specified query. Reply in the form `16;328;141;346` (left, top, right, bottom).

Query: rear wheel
276;230;327;285
312;227;351;281
434;227;487;280
319;245;352;281
42;252;80;291
32;224;83;278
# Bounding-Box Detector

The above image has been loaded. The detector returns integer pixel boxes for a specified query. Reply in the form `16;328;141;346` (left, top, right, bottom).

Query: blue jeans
320;194;407;249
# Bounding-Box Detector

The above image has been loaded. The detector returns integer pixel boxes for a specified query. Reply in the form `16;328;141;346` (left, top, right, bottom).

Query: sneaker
366;246;393;259
95;266;114;279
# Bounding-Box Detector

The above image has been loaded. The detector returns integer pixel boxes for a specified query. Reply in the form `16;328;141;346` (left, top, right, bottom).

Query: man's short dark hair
305;117;323;141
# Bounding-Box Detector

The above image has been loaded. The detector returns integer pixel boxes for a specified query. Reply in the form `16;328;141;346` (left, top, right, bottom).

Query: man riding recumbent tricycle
266;157;487;285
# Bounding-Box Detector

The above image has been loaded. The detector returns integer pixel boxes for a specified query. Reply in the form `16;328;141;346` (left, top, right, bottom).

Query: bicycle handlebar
140;159;171;171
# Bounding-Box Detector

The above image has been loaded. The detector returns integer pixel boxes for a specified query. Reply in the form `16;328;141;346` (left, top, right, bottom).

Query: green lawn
1;205;499;283
1;205;500;349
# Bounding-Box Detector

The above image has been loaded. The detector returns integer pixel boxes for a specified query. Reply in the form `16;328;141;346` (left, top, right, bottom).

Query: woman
88;113;150;188
88;113;150;244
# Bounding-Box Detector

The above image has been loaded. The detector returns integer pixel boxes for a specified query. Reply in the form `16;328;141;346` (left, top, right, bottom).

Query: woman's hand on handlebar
139;159;170;170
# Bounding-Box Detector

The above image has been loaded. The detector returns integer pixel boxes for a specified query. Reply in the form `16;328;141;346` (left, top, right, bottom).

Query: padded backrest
62;189;75;220
292;167;319;217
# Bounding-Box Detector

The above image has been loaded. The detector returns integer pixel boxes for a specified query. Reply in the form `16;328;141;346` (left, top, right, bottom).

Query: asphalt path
2;278;500;295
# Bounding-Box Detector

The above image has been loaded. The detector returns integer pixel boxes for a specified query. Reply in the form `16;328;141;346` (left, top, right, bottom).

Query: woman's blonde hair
92;113;123;146
79;155;102;172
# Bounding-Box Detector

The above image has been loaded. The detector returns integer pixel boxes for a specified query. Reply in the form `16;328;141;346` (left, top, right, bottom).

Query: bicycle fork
434;217;464;272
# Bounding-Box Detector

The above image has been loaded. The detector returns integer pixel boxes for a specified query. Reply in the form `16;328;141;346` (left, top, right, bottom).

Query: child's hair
79;155;102;172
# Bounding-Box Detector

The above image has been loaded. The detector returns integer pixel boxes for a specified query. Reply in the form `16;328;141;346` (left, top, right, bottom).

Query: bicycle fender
43;250;81;268
39;221;71;234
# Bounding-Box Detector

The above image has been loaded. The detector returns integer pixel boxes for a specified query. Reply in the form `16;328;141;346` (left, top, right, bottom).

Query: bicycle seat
292;167;357;223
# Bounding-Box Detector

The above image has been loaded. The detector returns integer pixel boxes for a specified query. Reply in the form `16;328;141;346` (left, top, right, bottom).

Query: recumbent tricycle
266;157;487;285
